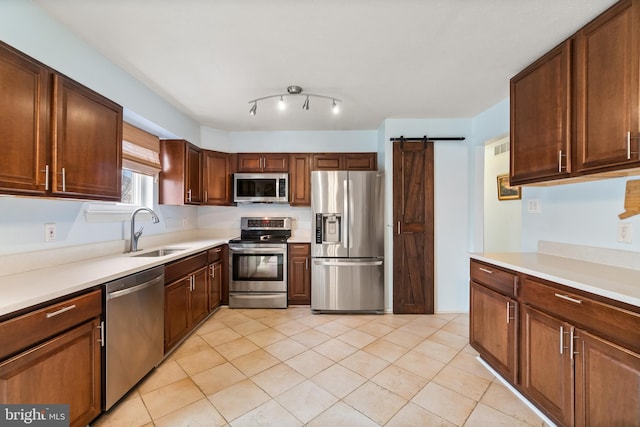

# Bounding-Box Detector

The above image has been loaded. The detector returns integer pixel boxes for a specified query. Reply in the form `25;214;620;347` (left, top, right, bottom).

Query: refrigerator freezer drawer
311;258;384;313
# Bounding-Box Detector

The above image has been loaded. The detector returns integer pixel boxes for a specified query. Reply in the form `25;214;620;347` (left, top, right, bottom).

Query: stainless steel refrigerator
311;170;384;313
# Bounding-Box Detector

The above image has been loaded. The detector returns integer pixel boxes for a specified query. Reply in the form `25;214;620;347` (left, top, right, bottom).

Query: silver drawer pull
554;293;582;304
46;304;76;318
478;267;493;274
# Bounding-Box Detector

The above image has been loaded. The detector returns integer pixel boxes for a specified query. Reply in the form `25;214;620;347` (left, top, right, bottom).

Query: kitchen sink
132;247;187;257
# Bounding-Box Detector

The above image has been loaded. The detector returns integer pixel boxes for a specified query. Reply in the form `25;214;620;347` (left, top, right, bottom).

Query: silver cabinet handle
560;326;564;354
397;221;401;234
558;150;566;173
46;304;76;318
554;293;582;304
628;131;632;160
187;189;192;202
479;267;493;274
570;329;576;360
41;164;49;190
61;167;66;192
204;190;208;202
506;302;510;324
98;321;105;347
305;257;309;270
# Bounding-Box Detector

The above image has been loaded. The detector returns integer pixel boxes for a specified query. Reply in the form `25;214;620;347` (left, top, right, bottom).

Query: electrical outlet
527;198;541;213
617;222;632;243
45;223;56;242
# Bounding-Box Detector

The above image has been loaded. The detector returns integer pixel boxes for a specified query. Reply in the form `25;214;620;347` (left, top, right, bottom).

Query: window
121;169;153;208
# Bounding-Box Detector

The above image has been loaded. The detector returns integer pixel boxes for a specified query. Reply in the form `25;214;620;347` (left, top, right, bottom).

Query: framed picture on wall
497;174;521;200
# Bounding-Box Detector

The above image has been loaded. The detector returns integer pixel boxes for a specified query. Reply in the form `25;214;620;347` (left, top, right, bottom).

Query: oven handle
230;247;286;254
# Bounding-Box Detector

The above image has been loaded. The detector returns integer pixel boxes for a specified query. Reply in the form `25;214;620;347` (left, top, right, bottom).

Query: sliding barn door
393;141;434;314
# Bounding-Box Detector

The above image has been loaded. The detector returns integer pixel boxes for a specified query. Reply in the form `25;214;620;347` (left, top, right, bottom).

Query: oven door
229;244;287;292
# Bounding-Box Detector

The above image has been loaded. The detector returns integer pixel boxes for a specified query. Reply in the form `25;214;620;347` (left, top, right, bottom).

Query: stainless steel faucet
128;207;160;253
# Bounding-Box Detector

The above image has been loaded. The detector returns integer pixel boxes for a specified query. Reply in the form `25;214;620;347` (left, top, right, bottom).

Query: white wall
483;138;522;252
382;119;473;313
521;178;640;252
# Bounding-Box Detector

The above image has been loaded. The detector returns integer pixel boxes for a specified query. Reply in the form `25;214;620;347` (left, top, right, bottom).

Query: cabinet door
312;153;344;170
0;43;49;195
469;281;517;382
164;277;190;353
575;329;640;427
289;153;311;206
203;150;231;205
575;0;640;173
51;74;122;201
186;144;202;204
288;243;311;305
345;153;377;170
0;318;101;427
209;261;222;311
262;154;289;172
520;306;574;427
236;153;263;172
510;41;571;185
189;267;208;326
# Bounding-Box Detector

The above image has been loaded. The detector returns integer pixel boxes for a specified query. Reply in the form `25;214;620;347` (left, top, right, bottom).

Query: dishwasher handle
107;274;164;300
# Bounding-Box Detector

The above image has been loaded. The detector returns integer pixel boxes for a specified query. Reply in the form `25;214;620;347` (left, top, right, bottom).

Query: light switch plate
527;198;541;213
617;222;632;243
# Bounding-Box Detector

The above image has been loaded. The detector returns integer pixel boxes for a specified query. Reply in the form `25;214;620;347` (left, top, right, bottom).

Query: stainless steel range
228;217;291;308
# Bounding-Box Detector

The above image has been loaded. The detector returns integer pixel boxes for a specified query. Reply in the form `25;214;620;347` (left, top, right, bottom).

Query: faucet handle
134;226;144;238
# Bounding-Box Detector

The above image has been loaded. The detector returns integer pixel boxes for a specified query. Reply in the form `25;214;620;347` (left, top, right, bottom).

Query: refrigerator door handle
313;259;383;267
343;178;349;250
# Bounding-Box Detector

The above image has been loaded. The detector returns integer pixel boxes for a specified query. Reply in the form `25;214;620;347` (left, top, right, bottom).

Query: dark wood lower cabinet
574;329;640;427
0;318;102;427
469;281;517;383
164;277;190;353
288;243;311;305
520;305;574;427
189;267;209;327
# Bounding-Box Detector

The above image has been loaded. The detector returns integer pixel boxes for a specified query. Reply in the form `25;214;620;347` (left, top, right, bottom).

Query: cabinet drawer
0;289;102;360
521;278;640;353
208;246;223;263
165;252;208;284
288;243;310;256
470;260;518;298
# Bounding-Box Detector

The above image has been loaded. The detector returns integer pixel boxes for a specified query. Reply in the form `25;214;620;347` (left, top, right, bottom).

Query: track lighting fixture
248;85;341;116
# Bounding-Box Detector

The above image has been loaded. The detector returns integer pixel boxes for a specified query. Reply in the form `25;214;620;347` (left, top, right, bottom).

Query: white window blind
122;122;161;176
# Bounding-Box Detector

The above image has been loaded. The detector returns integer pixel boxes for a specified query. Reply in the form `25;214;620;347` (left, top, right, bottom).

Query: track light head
278;96;286;111
302;96;310;111
249;102;257;116
332;98;339;114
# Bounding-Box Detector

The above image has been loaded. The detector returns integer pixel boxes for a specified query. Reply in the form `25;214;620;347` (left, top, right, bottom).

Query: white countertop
470;252;640;308
0;238;231;317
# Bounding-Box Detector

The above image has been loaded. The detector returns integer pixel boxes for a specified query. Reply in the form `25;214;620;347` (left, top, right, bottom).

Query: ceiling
34;0;617;132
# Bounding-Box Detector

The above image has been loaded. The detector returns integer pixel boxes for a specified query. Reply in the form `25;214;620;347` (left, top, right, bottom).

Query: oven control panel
242;217;291;230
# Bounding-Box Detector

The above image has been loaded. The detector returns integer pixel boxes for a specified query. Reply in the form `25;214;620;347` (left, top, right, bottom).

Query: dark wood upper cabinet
312;153;377;171
511;0;640;184
288;153;311;206
236;153;288;172
0;42;49;196
0;41;122;201
159;139;202;205
510;41;572;185
51;74;123;201
203;150;232;205
574;0;640;174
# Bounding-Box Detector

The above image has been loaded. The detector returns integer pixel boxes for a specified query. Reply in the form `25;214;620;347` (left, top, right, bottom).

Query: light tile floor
93;307;549;427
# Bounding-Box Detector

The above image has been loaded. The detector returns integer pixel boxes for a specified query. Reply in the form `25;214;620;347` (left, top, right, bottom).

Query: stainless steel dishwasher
104;265;164;410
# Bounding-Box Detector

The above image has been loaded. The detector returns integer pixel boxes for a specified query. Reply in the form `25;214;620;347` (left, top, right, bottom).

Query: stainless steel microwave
233;173;289;203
